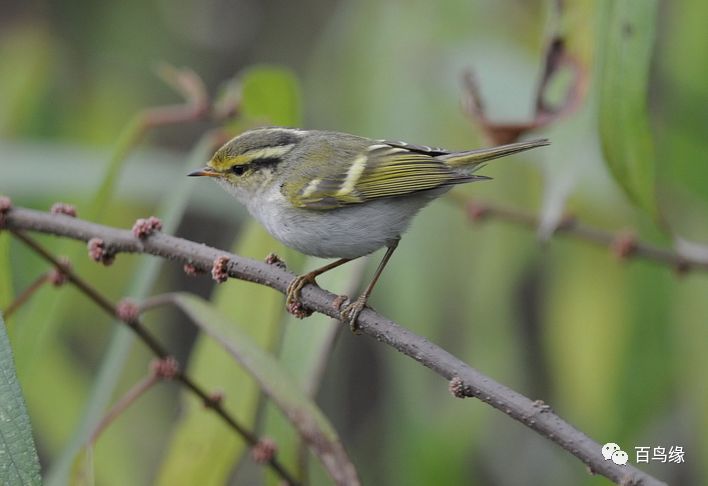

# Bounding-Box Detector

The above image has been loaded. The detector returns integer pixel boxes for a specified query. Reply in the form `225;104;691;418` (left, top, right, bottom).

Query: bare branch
2;205;667;485
458;197;702;273
88;369;160;446
6;227;301;486
462;33;588;145
3;272;51;319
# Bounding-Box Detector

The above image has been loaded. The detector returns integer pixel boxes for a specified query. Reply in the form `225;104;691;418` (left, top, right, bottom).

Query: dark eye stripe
230;156;281;176
251;156;281;167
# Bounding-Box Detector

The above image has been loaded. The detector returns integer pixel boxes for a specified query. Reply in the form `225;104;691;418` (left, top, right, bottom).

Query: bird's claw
341;297;367;333
285;274;317;318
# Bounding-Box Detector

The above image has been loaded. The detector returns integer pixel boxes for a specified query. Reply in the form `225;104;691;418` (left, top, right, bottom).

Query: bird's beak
188;167;220;178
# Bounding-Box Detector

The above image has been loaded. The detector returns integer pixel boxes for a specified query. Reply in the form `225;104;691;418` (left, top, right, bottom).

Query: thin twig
3;206;666;485
8;228;300;486
3;272;50;319
138;65;210;130
461;1;589;146
88;373;159;445
454;196;700;273
462;41;586;145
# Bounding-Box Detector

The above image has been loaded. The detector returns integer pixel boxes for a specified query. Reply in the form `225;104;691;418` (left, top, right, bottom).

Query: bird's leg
286;257;351;310
342;238;400;333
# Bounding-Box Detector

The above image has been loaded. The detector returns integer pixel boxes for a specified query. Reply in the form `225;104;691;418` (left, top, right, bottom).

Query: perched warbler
189;127;548;329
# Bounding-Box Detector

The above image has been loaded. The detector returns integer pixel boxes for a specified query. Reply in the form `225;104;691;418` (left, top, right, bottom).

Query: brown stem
11;230;170;358
3;206;666;485
89;373;159;445
8;228;300;486
138;65;210;130
457;197;697;273
3;272;50;319
462;23;588;146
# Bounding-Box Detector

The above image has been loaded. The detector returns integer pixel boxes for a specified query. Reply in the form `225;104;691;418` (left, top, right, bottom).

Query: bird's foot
341;295;368;333
285;273;317;318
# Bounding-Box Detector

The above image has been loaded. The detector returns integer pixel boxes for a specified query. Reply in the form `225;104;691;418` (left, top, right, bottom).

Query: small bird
189;127;548;329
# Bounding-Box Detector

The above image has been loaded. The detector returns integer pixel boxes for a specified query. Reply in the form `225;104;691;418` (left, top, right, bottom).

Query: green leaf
598;0;658;217
12;115;147;378
241;66;302;127
261;257;366;480
0;313;42;486
45;135;216;486
158;67;304;484
171;293;360;486
13;64;193;382
155;223;298;486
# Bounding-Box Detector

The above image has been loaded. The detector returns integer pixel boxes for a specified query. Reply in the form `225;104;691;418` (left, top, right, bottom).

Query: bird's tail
441;138;550;169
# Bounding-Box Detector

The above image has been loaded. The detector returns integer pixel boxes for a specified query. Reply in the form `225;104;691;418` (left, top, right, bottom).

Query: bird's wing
283;141;485;210
376;139;452;156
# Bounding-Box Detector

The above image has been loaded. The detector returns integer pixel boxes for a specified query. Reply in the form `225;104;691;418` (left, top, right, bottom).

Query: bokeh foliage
1;0;706;484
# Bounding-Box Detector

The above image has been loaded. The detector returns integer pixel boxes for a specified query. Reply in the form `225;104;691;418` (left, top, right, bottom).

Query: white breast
245;185;439;259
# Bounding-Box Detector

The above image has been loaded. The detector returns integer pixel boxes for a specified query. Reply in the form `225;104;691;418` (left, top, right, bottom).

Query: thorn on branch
50;202;77;218
611;231;638;260
116;298;140;323
211;255;231;283
183;262;204;277
449;376;469;398
150;356;179;380
251;437;278;464
48;257;71;286
265;252;287;270
132;216;163;239
87;238;116;265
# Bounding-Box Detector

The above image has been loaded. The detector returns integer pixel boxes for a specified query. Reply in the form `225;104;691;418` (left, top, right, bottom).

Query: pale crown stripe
243;144;295;160
337;154;368;195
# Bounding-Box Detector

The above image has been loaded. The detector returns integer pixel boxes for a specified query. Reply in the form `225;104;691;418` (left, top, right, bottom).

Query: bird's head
189;127;305;199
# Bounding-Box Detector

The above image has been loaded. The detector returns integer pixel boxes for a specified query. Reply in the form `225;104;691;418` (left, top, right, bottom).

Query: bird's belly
249;194;433;259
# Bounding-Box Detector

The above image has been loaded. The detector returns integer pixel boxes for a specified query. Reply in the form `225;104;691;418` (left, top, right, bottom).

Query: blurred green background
1;0;706;484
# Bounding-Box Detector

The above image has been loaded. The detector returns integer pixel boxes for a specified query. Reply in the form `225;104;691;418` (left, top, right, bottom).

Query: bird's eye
231;165;247;176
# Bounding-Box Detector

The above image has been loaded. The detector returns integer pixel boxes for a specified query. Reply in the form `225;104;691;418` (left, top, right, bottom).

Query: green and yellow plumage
198;128;549;209
189;127;549;327
200;128;547;210
283;145;475;209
